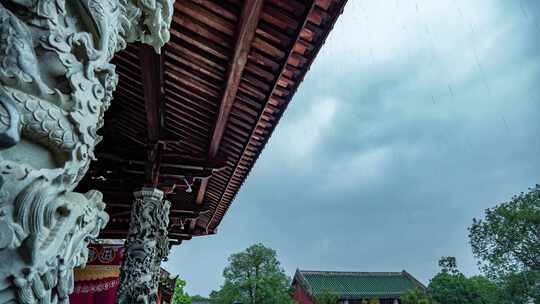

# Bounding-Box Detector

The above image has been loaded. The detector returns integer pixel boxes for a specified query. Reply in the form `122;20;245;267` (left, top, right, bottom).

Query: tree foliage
467;276;504;304
469;185;540;302
209;243;293;304
172;278;192;304
429;257;503;304
191;295;209;302
313;289;339;304
438;257;458;274
469;185;540;278
400;288;437;304
498;270;540;303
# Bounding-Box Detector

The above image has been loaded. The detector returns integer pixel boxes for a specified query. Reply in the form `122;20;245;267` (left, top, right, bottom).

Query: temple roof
76;0;348;245
293;269;426;299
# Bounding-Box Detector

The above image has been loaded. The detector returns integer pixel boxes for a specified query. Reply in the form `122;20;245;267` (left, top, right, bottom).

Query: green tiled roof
294;270;425;299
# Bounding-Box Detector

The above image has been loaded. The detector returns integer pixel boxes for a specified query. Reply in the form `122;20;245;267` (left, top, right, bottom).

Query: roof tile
294;270;424;299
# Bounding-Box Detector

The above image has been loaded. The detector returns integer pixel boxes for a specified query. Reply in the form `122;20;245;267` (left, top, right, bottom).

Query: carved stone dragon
115;188;171;304
0;0;174;303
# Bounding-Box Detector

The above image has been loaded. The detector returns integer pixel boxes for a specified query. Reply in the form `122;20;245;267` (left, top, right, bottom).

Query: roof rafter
204;0;319;230
196;0;265;204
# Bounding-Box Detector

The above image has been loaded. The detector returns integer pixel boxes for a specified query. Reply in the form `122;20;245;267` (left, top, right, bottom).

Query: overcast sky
164;0;540;296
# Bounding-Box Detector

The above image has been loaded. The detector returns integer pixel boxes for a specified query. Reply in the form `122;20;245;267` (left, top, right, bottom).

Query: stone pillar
0;1;173;303
116;188;171;304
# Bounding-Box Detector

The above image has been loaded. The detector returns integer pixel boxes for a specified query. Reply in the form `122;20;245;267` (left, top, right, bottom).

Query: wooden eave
76;0;348;244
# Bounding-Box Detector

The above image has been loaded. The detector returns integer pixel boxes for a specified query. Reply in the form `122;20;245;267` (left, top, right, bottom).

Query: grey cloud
165;0;540;296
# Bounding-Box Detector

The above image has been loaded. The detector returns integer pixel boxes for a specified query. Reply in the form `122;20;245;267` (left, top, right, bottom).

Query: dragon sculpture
0;0;174;303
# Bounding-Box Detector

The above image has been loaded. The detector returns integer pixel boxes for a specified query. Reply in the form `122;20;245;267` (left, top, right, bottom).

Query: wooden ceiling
76;0;348;245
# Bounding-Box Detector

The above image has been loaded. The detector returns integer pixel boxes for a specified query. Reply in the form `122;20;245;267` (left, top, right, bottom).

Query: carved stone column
115;188;171;304
0;1;173;303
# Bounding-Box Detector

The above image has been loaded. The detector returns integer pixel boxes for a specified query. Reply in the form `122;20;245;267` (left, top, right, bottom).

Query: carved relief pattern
0;1;174;303
116;188;171;304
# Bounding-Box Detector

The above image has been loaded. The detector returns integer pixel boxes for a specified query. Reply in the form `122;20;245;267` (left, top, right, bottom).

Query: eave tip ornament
0;0;174;303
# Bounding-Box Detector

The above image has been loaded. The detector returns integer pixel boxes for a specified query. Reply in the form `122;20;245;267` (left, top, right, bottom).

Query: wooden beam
96;152;227;171
196;0;265;204
205;1;321;230
140;45;165;186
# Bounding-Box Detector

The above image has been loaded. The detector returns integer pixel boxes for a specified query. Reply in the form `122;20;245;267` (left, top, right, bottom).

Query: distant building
292;269;426;304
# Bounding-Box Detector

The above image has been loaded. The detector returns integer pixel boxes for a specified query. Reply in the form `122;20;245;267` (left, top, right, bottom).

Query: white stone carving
116;188;171;304
0;1;174;303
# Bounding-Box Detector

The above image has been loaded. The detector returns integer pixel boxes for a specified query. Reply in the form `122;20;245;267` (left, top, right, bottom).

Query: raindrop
519;1;529;19
501;116;510;132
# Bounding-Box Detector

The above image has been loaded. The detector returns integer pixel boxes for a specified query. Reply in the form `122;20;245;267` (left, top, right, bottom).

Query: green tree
400;288;437;304
498;270;540;304
172;278;192;304
191;295;209;302
209;281;240;304
429;257;503;304
468;276;503;304
468;185;540;278
209;243;293;304
313;289;339;304
438;257;458;274
468;185;540;302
